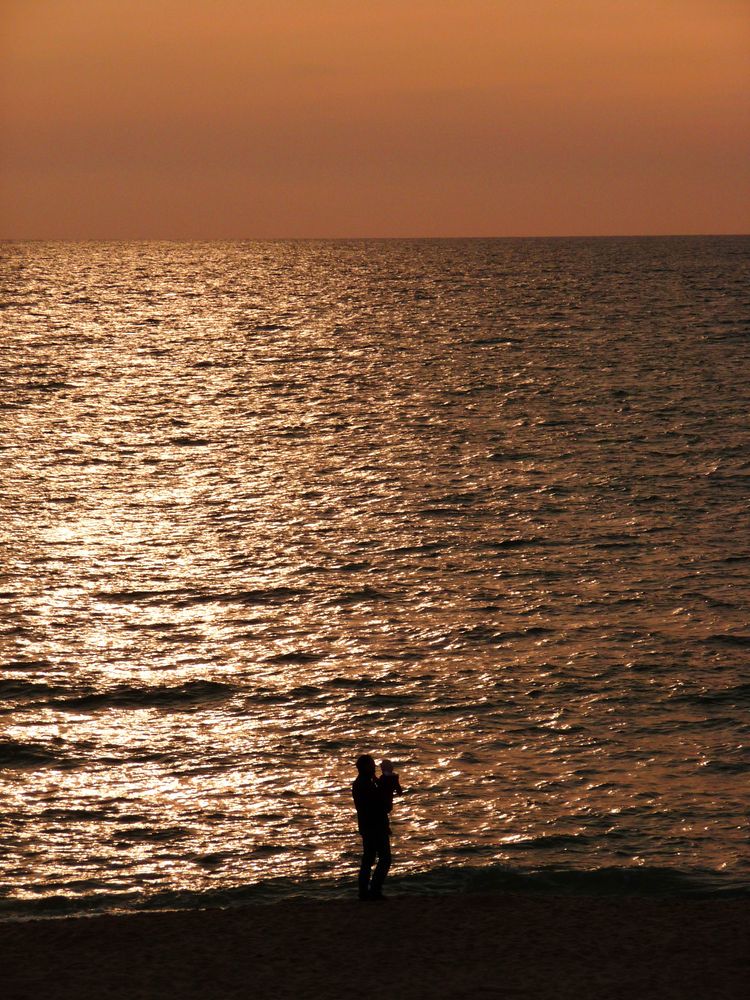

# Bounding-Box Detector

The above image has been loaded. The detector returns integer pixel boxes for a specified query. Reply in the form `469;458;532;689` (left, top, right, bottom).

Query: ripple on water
0;237;748;911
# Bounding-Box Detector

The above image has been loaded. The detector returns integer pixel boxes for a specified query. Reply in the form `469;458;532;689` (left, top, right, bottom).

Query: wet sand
2;893;747;1000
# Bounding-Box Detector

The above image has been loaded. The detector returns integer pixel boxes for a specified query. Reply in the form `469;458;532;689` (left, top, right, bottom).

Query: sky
1;0;748;238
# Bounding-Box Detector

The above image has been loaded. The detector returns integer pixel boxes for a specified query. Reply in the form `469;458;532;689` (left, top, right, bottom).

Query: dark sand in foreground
2;894;747;1000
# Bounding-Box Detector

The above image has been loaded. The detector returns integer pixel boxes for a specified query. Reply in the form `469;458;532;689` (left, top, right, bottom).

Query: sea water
1;237;748;918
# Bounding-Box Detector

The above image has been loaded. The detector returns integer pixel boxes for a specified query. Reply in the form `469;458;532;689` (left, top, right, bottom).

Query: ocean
1;237;748;919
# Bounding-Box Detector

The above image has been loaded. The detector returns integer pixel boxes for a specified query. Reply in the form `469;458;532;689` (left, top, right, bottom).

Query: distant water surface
1;237;749;917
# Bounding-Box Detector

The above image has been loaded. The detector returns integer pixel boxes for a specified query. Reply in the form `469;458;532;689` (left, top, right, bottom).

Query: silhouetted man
352;753;391;900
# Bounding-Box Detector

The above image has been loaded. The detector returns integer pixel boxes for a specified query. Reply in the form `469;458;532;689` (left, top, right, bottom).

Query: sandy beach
2;893;747;1000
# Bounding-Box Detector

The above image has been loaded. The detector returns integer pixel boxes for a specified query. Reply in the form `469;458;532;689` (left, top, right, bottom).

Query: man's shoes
356;887;387;901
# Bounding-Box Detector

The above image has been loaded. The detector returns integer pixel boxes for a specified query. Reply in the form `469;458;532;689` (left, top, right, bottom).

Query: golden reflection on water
1;239;749;911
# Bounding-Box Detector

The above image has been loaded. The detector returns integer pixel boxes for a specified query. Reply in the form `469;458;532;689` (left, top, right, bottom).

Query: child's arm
394;774;403;795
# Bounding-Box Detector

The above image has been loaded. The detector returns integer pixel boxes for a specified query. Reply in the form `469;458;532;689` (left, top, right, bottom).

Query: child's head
380;759;394;775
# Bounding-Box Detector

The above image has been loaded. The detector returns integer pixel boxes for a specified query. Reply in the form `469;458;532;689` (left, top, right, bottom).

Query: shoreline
3;862;746;923
2;892;747;1000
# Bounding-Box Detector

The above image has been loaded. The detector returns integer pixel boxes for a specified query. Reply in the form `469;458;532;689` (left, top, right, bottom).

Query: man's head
355;754;376;777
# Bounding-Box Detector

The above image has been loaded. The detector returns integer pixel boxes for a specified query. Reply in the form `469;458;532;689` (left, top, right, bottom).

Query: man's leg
359;832;377;899
369;829;391;898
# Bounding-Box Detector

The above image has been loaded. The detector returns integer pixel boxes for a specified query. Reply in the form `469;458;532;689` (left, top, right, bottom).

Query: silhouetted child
378;759;403;813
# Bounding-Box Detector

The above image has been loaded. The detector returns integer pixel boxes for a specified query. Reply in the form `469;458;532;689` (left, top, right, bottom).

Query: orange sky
1;0;748;238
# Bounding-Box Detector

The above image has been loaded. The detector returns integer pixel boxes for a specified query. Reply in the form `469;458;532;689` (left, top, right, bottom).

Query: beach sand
2;893;747;1000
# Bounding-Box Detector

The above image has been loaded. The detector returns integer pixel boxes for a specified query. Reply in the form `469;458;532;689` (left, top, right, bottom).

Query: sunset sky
1;0;748;238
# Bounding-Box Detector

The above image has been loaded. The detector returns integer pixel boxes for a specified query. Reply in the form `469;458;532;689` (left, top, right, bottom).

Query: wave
459;625;554;645
113;826;191;844
0;740;64;768
1;863;745;922
678;683;750;707
479;537;541;550
177;587;306;608
264;651;322;664
385;542;448;555
487;452;534;462
22;380;75;392
0;680;66;701
331;586;392;605
93;587;305;607
52;680;235;711
1;659;54;671
1;680;235;713
93;588;185;604
502;834;585;851
705;633;750;648
470;336;522;345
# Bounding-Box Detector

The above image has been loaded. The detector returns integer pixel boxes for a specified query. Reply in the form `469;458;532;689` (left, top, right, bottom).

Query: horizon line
2;232;749;244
